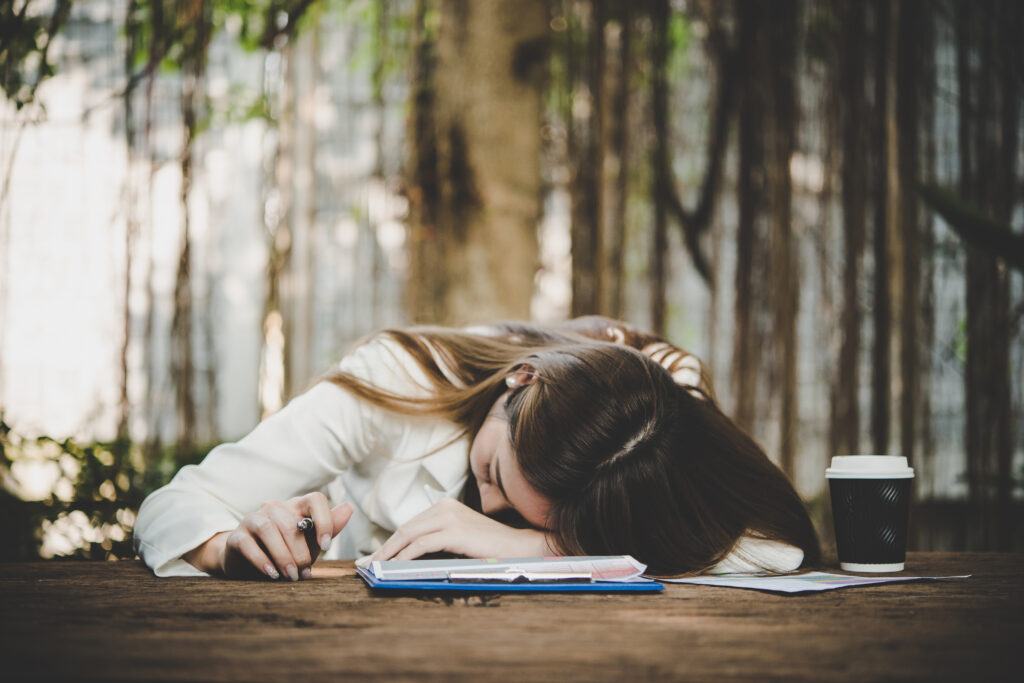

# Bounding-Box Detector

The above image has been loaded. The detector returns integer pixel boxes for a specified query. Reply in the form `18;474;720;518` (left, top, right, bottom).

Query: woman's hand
184;492;354;581
557;315;713;397
640;341;704;388
368;498;552;562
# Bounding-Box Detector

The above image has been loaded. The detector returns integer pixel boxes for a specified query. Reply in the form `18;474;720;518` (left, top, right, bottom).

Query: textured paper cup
826;456;914;573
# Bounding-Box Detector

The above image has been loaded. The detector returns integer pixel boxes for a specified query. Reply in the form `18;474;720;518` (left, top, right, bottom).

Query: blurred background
0;0;1021;561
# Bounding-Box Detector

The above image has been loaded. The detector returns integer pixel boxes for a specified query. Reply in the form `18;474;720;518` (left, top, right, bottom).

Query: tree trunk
599;2;629;319
171;85;195;452
652;0;734;294
406;0;546;325
141;0;164;460
869;0;891;456
648;0;669;335
170;0;210;452
956;0;979;542
992;3;1020;550
957;0;1018;550
406;0;444;324
917;6;936;495
287;21;321;398
896;0;921;481
258;45;295;419
119;0;140;441
835;0;866;456
731;0;766;432
570;0;605;317
813;0;841;461
884;0;903;466
766;0;800;478
371;2;388;329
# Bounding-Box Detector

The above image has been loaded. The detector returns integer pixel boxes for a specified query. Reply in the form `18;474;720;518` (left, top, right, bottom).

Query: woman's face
468;392;552;529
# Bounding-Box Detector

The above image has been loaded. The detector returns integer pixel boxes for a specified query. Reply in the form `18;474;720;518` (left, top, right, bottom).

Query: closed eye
493;455;508;501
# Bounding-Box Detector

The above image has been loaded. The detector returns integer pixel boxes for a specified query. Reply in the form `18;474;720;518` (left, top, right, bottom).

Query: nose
479;484;511;516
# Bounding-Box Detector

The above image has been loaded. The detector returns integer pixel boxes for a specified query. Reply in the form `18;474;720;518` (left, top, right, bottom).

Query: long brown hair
324;317;820;575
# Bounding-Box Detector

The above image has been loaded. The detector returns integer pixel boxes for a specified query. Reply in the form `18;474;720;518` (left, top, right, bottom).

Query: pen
297;516;320;566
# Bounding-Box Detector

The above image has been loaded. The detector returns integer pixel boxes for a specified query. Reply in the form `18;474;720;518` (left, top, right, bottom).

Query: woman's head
467;383;552;528
326;320;820;575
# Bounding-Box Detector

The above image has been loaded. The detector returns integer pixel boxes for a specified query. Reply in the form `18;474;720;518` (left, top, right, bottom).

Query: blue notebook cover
355;565;664;594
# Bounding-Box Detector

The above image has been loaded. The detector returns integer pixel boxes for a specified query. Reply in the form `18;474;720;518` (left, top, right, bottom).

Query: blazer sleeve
133;336;389;577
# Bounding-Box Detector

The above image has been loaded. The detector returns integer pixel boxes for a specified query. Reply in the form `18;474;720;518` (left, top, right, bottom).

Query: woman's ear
505;363;539;389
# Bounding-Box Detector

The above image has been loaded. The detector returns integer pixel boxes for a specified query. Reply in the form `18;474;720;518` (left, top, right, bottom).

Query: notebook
355;555;664;593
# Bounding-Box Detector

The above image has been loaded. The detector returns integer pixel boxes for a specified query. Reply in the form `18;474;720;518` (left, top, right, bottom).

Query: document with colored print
658;571;971;594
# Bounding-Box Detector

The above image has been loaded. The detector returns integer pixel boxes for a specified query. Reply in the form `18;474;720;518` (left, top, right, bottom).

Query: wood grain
1;552;1019;681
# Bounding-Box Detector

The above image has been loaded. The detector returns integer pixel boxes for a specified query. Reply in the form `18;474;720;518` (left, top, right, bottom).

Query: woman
134;316;820;580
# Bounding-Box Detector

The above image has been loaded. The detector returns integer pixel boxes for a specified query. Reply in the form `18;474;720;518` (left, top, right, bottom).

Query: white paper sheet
657;571;972;593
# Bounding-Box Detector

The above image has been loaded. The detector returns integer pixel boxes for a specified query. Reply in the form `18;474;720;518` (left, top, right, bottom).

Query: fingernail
320;534;331;551
264;564;280;580
301;567;312;580
287;564;299;582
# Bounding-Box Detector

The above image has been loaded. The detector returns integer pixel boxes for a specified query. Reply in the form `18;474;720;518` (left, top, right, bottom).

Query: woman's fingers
298;492;335;552
371;526;415;562
225;529;278;580
372;513;445;561
641;341;700;384
245;512;299;581
267;506;312;575
372;499;467;560
670;355;702;387
392;532;447;561
224;497;356;582
647;343;676;365
330;502;354;540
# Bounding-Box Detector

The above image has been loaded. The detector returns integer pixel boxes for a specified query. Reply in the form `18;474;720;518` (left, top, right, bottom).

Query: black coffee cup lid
826;455;914;479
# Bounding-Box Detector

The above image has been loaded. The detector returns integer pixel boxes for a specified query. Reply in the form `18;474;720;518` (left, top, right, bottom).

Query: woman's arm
133;337;388;578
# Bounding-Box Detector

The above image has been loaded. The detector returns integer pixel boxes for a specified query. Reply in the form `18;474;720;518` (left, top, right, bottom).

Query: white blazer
133;332;803;577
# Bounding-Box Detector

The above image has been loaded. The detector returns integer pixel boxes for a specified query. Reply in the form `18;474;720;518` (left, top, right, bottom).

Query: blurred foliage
0;415;210;561
359;0;412;109
126;0;324;76
1;0;328;116
666;9;690;80
0;0;73;110
203;0;398;129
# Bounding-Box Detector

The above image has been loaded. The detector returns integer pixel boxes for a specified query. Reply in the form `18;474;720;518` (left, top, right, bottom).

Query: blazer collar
419;430;471;495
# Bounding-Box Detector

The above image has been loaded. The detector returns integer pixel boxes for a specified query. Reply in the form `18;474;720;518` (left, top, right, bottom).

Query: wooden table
1;552;1019;681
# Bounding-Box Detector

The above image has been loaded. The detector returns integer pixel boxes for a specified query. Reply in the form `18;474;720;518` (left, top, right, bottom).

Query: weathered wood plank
1;553;1019;681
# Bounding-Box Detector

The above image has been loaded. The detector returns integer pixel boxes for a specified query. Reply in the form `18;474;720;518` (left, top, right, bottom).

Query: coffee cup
826;455;914;572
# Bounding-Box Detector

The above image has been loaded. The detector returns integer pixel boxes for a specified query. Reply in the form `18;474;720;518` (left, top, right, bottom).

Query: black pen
297;517;320;570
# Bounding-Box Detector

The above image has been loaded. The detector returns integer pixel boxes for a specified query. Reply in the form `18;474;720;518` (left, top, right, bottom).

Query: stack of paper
366;555;648;582
355;555;664;593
